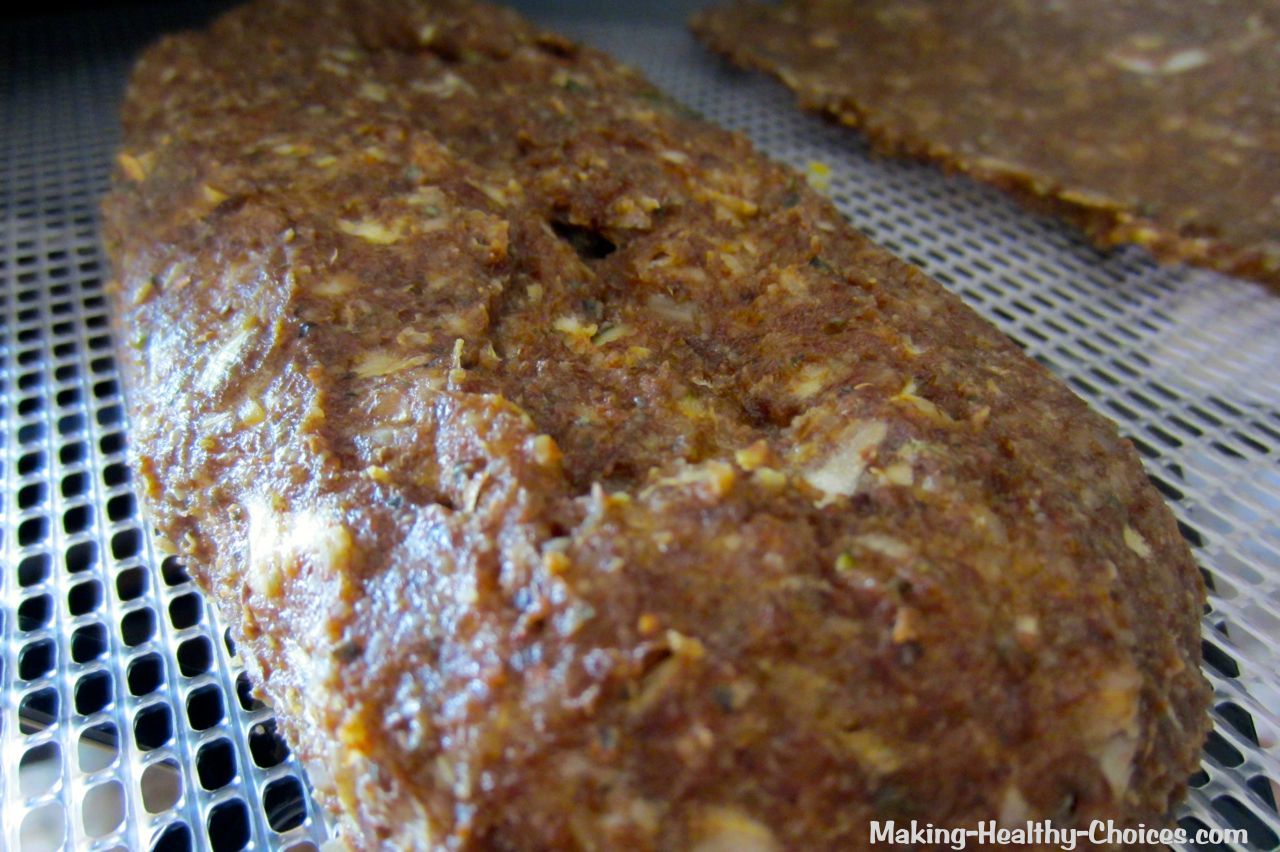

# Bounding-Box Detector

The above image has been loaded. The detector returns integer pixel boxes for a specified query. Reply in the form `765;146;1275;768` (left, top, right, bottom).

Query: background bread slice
692;0;1280;287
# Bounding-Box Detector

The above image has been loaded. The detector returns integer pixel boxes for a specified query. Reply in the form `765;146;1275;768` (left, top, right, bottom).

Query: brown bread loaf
104;0;1209;847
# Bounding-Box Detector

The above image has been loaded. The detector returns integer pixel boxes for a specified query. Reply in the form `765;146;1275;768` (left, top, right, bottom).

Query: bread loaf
104;1;1209;847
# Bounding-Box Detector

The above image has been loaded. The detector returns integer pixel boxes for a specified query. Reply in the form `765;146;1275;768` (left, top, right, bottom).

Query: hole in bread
428;42;462;63
603;459;637;485
551;219;617;261
740;394;797;429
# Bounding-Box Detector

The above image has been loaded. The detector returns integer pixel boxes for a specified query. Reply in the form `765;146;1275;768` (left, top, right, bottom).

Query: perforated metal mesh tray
3;4;1279;851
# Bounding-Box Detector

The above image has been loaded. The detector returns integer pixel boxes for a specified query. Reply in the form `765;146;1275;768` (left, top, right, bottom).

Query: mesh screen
2;6;1278;850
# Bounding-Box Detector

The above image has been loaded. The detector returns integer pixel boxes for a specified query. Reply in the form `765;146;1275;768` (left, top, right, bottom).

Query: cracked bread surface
104;0;1209;848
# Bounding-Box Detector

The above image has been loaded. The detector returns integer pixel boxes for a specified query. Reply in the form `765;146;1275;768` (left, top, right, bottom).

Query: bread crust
104;1;1209;847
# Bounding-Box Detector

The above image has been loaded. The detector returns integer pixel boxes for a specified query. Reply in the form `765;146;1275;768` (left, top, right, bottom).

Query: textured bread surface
104;0;1209;848
692;0;1280;287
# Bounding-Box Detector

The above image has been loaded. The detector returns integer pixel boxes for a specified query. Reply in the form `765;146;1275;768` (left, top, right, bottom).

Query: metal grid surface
3;5;1279;850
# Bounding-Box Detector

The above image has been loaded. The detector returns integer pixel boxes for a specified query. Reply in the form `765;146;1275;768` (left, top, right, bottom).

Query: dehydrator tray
3;3;1278;850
